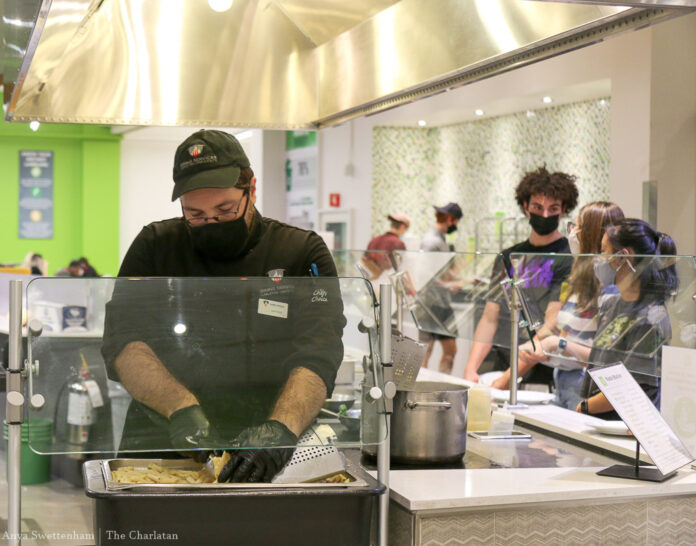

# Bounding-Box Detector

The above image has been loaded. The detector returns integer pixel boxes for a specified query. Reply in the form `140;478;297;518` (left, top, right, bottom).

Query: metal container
364;381;469;464
84;455;383;545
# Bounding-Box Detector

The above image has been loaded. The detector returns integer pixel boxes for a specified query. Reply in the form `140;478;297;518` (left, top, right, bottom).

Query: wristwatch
580;399;589;414
558;337;568;354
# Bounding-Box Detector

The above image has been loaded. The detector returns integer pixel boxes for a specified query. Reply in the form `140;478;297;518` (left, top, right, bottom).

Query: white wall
119;128;262;261
318;18;695;254
649;13;696;255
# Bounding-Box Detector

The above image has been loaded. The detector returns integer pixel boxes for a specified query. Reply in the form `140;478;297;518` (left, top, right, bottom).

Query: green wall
0;100;122;275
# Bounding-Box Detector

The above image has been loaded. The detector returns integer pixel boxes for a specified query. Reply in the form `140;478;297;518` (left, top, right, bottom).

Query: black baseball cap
434;202;463;219
171;130;250;201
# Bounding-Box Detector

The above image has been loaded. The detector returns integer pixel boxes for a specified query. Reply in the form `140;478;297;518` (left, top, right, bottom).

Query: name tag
258;298;288;319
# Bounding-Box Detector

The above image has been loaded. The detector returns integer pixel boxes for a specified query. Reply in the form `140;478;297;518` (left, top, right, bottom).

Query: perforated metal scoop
391;334;427;390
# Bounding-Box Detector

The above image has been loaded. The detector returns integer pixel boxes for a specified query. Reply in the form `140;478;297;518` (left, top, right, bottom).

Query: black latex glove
168;405;219;463
217;420;298;483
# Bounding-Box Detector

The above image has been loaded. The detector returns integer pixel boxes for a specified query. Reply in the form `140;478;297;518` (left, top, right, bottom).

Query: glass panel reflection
26;277;387;456
510;252;695;419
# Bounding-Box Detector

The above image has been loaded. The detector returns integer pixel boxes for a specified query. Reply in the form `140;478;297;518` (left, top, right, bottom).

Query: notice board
19;150;54;239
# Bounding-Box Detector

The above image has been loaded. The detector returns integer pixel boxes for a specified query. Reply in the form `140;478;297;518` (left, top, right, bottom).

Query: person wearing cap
463;166;578;385
365;212;410;271
420;202;463;252
101;129;345;483
417;202;463;373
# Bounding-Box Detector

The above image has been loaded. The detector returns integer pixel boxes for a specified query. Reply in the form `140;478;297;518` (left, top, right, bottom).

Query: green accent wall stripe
1;93;122;275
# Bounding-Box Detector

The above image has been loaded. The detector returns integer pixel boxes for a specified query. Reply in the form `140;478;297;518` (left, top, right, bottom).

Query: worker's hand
217;420;298;483
168;405;218;463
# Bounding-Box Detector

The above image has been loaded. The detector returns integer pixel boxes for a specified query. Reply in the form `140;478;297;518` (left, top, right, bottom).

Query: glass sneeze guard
510;252;696;383
393;250;504;340
25;276;387;455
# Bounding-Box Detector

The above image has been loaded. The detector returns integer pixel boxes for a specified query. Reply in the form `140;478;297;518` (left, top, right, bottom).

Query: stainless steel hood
5;0;695;129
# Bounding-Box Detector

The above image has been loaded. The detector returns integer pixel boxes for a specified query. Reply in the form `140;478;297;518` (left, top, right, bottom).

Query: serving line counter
376;368;696;545
329;248;696;544
4;276;395;546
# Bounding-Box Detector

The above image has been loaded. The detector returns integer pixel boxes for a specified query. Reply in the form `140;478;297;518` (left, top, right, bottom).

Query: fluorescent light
417;120;427;127
235;130;253;140
29;121;40;131
208;0;233;12
474;109;484;116
542;96;553;104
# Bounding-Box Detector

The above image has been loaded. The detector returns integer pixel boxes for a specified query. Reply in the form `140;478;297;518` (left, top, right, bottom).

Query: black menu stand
597;439;676;483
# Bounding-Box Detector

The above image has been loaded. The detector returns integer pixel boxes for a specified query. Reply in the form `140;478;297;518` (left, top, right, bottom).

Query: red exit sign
329;193;341;207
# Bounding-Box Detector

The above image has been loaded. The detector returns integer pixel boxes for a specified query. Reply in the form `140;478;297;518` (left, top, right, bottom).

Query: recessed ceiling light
417;120;427;127
29;121;40;131
526;110;536;118
208;0;234;12
542;96;552;104
474;109;484;116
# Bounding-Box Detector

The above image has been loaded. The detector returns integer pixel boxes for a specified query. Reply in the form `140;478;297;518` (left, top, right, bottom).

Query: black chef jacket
101;210;346;451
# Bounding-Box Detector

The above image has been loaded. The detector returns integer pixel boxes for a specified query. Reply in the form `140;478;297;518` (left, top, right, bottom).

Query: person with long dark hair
536;218;678;419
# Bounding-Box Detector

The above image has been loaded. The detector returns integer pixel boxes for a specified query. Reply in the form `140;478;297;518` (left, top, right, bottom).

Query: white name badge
258;298;288;319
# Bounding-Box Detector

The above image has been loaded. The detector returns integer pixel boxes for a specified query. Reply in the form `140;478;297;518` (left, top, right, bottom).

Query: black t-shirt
486;237;571;348
101;210;346;448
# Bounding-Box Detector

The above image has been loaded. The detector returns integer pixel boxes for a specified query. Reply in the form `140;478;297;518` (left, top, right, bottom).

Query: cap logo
188;144;205;158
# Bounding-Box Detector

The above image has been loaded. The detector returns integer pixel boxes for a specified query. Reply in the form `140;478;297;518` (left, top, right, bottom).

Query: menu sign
589;363;694;476
19;150;54;239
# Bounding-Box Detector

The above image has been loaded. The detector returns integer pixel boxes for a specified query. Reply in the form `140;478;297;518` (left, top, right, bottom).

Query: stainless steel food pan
101;458;367;491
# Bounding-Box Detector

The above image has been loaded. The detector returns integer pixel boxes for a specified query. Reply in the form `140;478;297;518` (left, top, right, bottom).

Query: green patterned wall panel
372;99;611;247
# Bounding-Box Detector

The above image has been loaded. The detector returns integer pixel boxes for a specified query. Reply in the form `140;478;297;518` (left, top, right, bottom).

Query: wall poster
285;131;317;230
19;150;54;239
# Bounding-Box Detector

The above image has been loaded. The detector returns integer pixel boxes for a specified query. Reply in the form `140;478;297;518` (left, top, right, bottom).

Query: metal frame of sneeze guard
4;281;47;545
377;283;396;546
499;256;541;409
6;281;23;546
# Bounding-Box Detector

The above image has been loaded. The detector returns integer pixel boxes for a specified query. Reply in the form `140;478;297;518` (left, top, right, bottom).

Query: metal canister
66;376;95;444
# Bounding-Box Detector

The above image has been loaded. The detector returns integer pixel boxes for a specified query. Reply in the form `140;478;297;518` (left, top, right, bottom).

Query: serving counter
377;368;696;545
4;275;392;546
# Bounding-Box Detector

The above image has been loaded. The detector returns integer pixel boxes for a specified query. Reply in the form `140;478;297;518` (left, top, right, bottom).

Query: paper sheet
589;362;694;476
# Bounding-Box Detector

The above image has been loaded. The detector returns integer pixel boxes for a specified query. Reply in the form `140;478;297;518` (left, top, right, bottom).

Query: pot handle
405;400;452;410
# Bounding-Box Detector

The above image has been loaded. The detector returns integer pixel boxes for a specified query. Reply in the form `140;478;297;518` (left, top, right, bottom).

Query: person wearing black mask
420;202;463;252
102;130;344;483
463;166;578;387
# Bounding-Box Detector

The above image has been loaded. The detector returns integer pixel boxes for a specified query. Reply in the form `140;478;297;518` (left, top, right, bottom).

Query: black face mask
189;196;251;261
528;213;560;236
447;224;458;234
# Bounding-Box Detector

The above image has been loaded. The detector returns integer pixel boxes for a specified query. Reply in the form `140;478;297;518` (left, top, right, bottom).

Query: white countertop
375;367;696;512
376;466;696;512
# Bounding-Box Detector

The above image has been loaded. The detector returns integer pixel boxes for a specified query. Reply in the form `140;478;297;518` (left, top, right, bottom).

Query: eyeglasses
184;193;247;227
